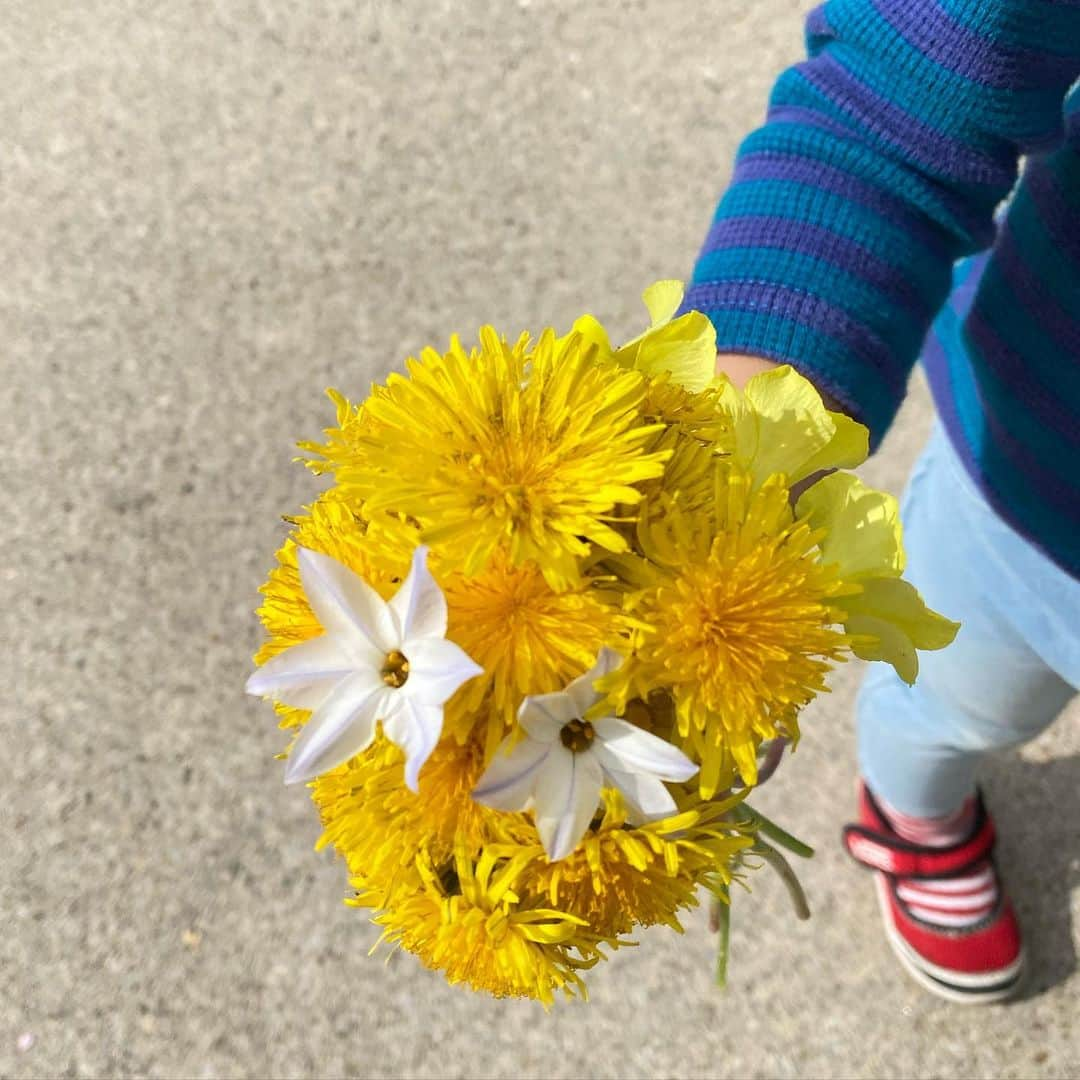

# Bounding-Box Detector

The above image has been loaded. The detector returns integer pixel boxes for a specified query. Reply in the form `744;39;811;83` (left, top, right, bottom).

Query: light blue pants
856;422;1080;818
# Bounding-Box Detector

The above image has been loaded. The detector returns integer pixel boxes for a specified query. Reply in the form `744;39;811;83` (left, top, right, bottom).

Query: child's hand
715;352;779;388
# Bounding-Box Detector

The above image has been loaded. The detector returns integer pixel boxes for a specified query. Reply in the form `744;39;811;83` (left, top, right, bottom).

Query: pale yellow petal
743;364;824;418
594;281;717;392
837;578;959;685
740;366;835;485
800;409;870;476
715;377;760;463
797;472;904;579
624;313;717;392
641;279;685;327
845;613;920;684
604;291;659;366
840;576;959;647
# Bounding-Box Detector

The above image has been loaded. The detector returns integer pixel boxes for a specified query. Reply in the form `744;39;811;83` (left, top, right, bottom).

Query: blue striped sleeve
682;0;1080;447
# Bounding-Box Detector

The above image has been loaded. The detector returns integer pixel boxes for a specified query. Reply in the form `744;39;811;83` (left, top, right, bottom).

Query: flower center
438;863;461;897
559;718;595;753
381;649;410;688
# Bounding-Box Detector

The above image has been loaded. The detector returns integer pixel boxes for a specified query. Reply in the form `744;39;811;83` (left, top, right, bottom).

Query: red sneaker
843;783;1025;1003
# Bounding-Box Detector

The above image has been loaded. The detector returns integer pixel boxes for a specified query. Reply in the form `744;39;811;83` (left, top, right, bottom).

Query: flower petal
382;697;444;792
296;547;398;652
592;717;698;782
270;680;340;713
611;281;689;371
389;545;448;641
245;634;360;706
641;279;685;327
518;691;576;742
796;473;903;580
283;671;385;784
603;766;677;824
845;613;920;684
567;313;613;359
837;576;960;651
742;365;835;484
533;748;603;862
564;647;623;717
799;409;870;477
626;313;717;393
837;575;960;686
730;732;760;788
401;636;483;705
472;737;550;811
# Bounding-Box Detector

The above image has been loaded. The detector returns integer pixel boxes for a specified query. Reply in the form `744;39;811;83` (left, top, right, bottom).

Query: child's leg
857;423;1079;818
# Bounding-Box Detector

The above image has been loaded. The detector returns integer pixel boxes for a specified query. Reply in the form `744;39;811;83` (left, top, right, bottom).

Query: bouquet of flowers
246;281;957;1005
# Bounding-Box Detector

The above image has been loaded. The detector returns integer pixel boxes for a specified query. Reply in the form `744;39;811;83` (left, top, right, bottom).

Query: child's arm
684;0;1080;444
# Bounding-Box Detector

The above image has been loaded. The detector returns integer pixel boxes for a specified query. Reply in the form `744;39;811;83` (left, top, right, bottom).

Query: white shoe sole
873;874;1025;1005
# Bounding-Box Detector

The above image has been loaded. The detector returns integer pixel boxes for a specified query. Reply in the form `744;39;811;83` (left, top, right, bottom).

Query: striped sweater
681;0;1080;579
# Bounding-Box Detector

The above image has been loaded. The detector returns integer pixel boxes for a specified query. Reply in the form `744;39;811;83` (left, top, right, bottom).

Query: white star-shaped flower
472;649;698;861
246;545;482;790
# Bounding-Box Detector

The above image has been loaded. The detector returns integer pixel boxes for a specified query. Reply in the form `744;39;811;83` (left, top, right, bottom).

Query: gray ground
4;2;1078;1077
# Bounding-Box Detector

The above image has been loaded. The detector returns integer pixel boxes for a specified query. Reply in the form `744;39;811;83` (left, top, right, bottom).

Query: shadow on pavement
985;750;1079;1001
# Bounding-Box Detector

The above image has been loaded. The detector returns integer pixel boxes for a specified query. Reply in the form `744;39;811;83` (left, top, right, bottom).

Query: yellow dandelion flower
618;374;740;559
312;734;531;908
634;430;722;542
311;739;421;904
638;374;733;447
298;388;376;479
330;325;669;587
362;844;611;1006
523;787;753;938
440;548;631;759
610;466;851;796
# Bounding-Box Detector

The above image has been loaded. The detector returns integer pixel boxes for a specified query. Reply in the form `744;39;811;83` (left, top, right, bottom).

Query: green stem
741;805;815;859
713;897;731;989
753;841;811;921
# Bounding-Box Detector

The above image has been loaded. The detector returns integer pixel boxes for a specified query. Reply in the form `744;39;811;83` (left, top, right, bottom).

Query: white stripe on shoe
882;797;999;929
897;883;998;910
905;903;995;927
901;866;996;893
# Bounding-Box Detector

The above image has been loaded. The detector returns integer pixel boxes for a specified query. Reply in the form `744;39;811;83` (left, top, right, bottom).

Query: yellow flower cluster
252;281;958;1004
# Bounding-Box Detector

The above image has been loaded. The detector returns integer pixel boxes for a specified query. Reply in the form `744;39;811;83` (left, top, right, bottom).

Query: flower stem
755;737;788;786
741;805;815;859
712;898;731;989
753;840;811;921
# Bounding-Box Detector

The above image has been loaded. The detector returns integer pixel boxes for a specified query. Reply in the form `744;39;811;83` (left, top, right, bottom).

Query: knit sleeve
681;0;1080;445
